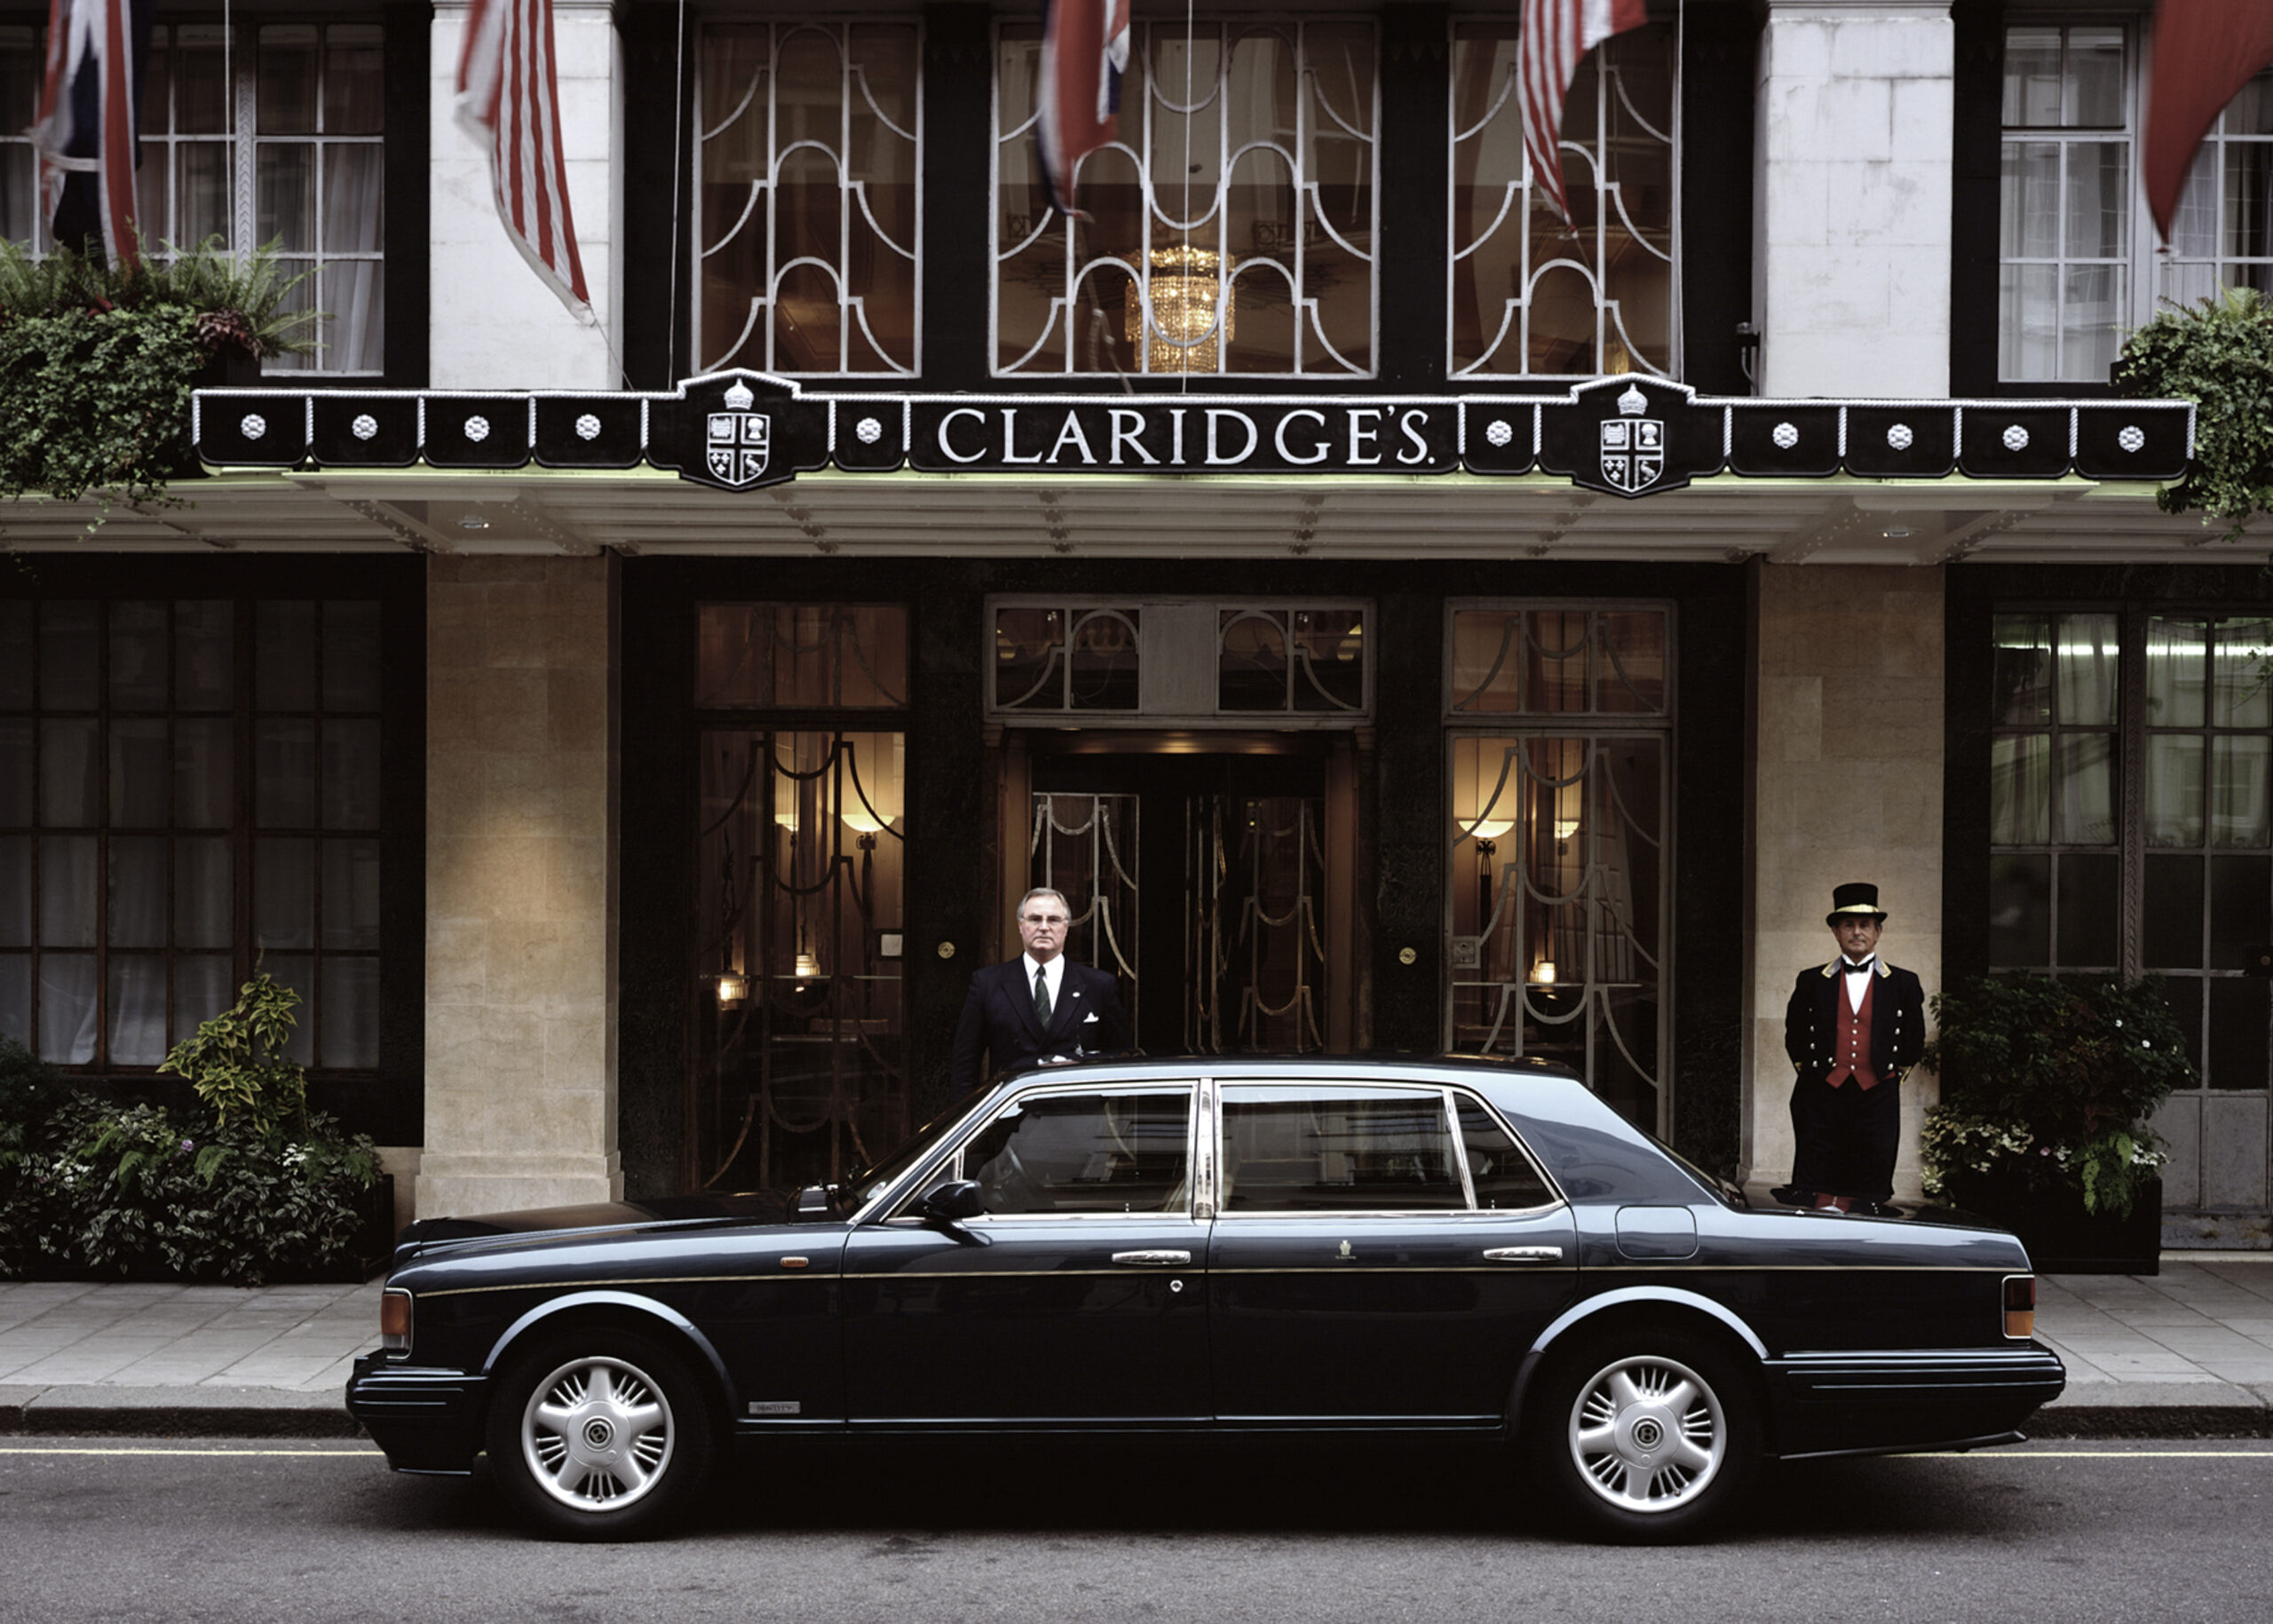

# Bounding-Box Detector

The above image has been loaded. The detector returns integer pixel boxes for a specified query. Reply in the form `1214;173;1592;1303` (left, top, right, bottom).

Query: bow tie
1841;959;1875;976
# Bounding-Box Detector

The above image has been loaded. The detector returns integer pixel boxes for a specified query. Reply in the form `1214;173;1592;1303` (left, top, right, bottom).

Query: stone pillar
1754;1;1952;398
1746;563;1944;1199
429;0;625;387
418;557;622;1217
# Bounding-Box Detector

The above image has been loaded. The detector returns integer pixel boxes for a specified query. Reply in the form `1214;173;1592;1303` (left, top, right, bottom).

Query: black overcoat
949;958;1131;1096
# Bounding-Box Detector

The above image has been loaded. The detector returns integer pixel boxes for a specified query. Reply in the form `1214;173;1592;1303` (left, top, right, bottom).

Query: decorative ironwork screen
1450;22;1674;377
1446;606;1670;1132
1188;793;1327;1052
1028;793;1140;1036
994;18;1377;376
696;21;921;375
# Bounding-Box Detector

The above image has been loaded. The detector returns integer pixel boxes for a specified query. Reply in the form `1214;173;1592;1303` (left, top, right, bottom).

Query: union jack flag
30;0;153;271
456;0;593;322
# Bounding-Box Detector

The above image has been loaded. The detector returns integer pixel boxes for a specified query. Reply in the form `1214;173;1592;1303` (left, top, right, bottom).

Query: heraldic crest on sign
1598;382;1664;495
707;379;772;487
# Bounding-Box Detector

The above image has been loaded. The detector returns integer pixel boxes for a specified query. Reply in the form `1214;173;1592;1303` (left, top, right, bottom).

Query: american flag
30;0;152;271
456;0;593;322
1517;0;1649;226
1037;0;1132;218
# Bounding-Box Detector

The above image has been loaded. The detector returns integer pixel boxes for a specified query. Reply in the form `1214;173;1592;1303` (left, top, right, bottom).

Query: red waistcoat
1826;972;1881;1089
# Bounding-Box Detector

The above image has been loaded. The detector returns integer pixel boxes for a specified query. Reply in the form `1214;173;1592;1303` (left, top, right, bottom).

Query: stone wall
1754;0;1952;398
416;556;622;1218
1746;562;1944;1196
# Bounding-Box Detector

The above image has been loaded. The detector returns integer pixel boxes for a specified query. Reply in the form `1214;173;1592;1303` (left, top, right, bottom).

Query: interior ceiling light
460;513;490;530
1128;244;1234;374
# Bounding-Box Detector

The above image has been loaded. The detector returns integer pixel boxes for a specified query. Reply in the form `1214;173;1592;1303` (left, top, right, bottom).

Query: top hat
1826;882;1888;926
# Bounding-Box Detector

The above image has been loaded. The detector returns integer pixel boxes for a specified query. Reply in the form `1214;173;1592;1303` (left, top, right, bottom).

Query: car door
1207;1081;1578;1425
840;1081;1209;1425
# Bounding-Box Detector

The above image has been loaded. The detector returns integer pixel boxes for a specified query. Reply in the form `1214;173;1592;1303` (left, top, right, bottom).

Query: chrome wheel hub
1566;1354;1724;1514
520;1355;676;1512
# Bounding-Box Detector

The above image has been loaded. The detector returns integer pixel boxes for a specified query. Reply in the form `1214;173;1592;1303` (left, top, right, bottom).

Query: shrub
2111;285;2273;541
1921;972;2195;1217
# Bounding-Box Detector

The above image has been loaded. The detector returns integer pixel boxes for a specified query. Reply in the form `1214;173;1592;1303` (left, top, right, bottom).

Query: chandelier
1127;245;1235;373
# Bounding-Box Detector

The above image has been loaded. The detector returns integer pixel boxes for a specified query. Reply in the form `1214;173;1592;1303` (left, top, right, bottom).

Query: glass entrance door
1031;751;1333;1057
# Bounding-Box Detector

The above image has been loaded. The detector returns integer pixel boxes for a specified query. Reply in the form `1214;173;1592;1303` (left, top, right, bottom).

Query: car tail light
2003;1274;2035;1339
380;1287;413;1357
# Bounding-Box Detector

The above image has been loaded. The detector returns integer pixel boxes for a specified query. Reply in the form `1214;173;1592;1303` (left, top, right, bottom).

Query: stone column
1746;563;1944;1199
418;557;622;1217
429;0;625;387
1754;1;1953;398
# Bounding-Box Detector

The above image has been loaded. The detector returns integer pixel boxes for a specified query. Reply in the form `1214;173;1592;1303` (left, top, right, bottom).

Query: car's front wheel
486;1327;716;1540
1527;1327;1760;1541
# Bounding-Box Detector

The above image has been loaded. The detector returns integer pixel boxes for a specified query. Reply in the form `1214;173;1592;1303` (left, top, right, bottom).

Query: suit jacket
949;957;1131;1096
1784;958;1925;1088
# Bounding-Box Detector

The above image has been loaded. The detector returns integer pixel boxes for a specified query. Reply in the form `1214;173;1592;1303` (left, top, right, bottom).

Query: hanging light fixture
1128;245;1235;373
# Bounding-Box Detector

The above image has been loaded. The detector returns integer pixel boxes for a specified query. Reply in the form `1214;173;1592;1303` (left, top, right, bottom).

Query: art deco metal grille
1450;23;1674;378
994;19;1378;377
696;21;922;376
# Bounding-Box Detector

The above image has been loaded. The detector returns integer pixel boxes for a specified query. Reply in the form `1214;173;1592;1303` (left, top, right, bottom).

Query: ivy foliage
159;972;311;1137
1921;972;2195;1217
0;239;316;510
2112;285;2273;540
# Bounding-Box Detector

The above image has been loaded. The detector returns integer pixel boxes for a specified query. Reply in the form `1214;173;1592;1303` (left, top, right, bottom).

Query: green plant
0;1038;74;1176
1921;972;2195;1217
157;972;311;1138
0;238;317;511
2112;285;2273;542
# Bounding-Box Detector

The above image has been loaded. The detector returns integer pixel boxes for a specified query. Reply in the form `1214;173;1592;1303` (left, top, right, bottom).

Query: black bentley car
347;1056;2063;1541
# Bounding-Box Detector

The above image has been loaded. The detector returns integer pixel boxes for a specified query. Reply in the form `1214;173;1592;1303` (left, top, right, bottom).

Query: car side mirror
915;1179;986;1224
791;1184;836;1223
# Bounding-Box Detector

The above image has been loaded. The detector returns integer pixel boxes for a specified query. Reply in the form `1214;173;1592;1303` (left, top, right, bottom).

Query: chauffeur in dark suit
1778;882;1925;1215
948;886;1131;1097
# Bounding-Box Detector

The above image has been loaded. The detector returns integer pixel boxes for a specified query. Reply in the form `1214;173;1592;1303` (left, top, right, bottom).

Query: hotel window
0;597;384;1071
1989;612;2273;1089
994;18;1377;377
1446;606;1671;1136
0;21;386;375
1450;22;1675;377
695;21;921;376
2000;24;2273;383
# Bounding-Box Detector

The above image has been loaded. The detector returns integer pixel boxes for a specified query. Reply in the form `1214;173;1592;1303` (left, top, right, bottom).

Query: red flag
456;0;593;322
1517;0;1649;226
1037;0;1132;218
2143;0;2273;243
30;0;151;271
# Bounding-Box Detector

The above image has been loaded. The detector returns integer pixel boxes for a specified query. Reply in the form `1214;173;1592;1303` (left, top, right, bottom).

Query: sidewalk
3;1260;2272;1438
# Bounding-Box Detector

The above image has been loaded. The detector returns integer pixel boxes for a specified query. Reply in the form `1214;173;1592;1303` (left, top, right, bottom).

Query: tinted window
1221;1086;1464;1212
1455;1097;1558;1209
961;1089;1192;1215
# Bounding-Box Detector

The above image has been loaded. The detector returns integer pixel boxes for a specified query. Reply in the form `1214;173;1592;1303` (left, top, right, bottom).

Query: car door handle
1112;1250;1192;1266
1483;1246;1564;1263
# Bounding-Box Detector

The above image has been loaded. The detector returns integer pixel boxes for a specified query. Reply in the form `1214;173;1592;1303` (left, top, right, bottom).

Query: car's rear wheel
1528;1327;1759;1541
485;1327;715;1541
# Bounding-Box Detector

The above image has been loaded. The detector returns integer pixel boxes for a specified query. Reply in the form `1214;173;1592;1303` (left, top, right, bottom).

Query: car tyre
1527;1327;1760;1542
486;1327;716;1541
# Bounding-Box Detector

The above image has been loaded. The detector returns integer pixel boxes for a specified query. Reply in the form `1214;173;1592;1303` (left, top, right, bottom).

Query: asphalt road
1;1436;2269;1623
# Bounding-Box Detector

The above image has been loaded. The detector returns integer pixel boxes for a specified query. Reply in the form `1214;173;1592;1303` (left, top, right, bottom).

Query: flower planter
1950;1171;2162;1276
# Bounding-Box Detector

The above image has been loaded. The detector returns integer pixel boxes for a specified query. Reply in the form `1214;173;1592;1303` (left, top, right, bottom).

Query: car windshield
840;1094;990;1209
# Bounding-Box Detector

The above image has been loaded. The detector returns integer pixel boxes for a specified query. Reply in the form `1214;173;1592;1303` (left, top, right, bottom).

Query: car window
1220;1085;1465;1212
1454;1096;1559;1210
959;1089;1192;1215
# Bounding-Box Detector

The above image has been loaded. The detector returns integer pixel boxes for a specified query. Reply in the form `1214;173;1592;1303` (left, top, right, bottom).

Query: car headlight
380;1287;413;1357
